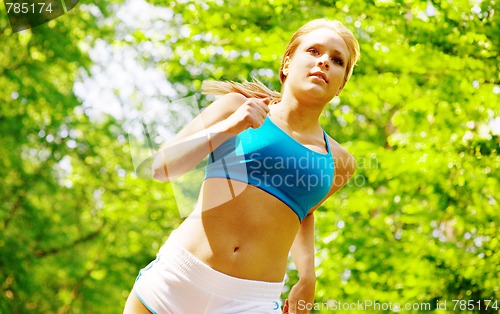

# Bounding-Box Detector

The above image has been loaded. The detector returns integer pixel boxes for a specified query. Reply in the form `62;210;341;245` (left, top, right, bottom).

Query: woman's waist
173;216;297;281
173;230;294;282
171;180;301;281
157;233;285;301
200;239;290;282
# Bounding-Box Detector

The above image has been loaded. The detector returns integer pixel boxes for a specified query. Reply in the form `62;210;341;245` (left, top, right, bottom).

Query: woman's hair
202;18;360;102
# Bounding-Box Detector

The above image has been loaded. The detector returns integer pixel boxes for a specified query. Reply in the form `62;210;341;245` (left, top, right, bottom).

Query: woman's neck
270;92;325;133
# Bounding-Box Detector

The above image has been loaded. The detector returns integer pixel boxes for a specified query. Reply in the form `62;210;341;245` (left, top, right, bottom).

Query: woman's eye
332;57;344;66
308;48;319;55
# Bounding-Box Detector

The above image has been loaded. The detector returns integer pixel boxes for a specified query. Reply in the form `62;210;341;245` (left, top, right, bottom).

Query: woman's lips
309;72;328;83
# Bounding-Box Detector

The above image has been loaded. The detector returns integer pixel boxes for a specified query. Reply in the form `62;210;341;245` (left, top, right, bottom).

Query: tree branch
34;222;105;258
57;263;95;314
3;193;24;230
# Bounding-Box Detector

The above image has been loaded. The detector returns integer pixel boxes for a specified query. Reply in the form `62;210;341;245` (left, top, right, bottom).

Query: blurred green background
1;0;499;313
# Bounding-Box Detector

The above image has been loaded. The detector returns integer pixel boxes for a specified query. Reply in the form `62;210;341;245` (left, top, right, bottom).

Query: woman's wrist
210;117;244;136
298;273;317;285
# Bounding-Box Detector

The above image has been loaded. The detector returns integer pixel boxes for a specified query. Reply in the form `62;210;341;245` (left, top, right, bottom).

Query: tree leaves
1;0;498;313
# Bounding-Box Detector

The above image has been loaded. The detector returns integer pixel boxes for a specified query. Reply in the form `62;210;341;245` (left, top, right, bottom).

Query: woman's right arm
152;93;270;181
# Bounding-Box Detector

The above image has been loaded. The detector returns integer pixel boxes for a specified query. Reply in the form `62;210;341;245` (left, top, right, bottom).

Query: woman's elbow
151;156;169;181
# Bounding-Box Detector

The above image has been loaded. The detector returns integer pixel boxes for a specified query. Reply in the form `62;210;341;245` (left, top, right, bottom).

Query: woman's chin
302;85;335;101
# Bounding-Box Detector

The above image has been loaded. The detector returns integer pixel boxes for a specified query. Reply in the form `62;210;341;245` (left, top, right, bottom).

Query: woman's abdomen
173;178;300;282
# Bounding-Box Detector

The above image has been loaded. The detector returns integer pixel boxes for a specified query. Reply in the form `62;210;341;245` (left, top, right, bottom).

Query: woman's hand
282;278;316;314
225;97;271;134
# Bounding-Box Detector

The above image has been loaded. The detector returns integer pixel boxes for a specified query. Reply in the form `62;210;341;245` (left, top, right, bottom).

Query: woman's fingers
227;97;272;131
282;299;289;313
242;97;271;129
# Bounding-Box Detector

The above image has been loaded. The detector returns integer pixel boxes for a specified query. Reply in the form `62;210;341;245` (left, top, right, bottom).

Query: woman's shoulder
210;92;248;112
326;136;356;175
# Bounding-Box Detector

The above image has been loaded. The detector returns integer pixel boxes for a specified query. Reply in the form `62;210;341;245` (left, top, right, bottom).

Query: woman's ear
282;56;290;77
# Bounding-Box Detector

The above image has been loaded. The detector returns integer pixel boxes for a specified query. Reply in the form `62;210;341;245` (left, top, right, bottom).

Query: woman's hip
132;233;284;313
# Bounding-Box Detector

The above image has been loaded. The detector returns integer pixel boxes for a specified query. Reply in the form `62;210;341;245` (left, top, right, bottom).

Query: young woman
124;18;360;314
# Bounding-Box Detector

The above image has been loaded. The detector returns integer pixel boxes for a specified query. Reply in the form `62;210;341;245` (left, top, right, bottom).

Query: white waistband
158;235;284;302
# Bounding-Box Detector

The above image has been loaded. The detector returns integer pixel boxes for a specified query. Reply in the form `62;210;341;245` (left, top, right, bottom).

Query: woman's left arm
283;140;357;313
283;213;316;314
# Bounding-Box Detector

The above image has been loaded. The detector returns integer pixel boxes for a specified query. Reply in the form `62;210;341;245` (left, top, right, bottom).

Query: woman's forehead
298;28;349;58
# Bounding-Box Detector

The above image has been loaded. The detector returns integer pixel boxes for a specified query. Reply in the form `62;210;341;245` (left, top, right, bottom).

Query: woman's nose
317;55;330;69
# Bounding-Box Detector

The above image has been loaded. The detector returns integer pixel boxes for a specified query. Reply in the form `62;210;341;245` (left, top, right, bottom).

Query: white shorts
133;234;284;314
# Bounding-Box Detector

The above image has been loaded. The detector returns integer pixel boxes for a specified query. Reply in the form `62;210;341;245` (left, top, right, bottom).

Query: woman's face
283;28;349;103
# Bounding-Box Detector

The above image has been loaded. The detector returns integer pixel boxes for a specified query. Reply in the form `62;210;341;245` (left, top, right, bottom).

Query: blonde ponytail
202;78;282;104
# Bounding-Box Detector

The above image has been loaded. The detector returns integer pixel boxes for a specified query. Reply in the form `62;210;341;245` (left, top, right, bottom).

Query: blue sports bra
204;116;334;222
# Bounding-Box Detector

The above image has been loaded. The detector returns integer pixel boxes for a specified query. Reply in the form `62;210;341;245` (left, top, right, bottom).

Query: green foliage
1;0;498;313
